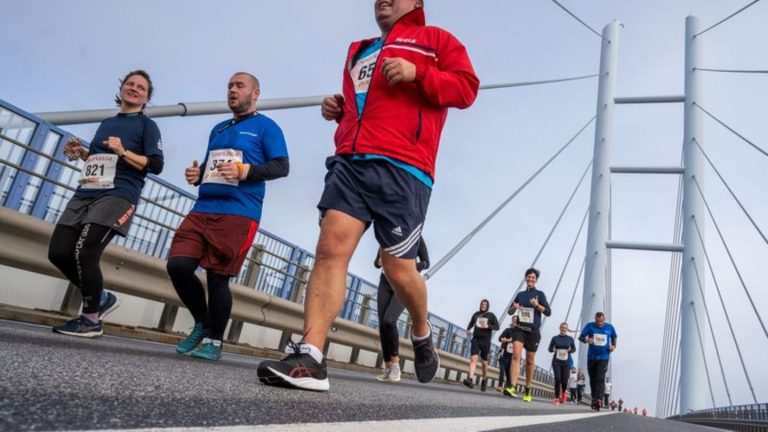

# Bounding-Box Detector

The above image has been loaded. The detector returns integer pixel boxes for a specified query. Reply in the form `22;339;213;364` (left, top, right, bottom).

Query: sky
1;0;766;417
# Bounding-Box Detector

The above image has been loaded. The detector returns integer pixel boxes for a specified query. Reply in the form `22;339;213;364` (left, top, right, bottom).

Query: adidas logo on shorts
391;226;403;236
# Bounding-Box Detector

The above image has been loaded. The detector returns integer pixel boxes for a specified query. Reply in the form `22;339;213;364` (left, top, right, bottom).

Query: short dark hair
595;312;605;319
525;267;540;279
232;71;260;90
114;70;153;108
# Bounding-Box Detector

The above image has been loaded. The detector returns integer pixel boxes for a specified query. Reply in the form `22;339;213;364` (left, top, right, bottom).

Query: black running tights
377;273;405;363
166;257;232;340
588;359;609;402
48;223;116;314
552;362;570;399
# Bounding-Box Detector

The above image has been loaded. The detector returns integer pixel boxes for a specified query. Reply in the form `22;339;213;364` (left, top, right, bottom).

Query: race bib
203;149;243;186
506;343;514;354
556;349;569;361
351;48;380;95
593;333;608;347
519;307;534;324
79;154;117;190
476;317;488;329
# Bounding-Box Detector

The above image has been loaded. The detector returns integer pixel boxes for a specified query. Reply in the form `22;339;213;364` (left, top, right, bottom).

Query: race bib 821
79;154;117;190
519;307;534;324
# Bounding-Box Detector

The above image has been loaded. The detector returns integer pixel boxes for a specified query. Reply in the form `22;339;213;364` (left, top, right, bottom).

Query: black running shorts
470;336;492;361
511;326;542;352
318;156;431;259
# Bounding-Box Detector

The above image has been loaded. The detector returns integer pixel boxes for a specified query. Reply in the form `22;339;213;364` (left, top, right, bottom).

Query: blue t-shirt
512;287;551;332
579;322;618;360
350;39;433;189
192;113;288;222
74;112;163;204
549;334;576;364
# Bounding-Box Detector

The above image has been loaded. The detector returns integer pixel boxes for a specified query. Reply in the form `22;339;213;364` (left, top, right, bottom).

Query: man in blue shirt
579;311;618;411
167;72;289;361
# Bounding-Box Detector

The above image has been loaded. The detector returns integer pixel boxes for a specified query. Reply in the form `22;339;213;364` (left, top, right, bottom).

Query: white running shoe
388;363;402;382
375;367;391;381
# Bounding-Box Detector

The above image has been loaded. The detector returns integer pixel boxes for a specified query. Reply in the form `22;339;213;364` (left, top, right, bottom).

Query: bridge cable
691;218;759;403
693;139;768;246
690;260;734;406
480;73;601;91
657;165;685;416
693;179;768;340
690;304;717;408
696;67;768;74
424;114;597;281
695;0;763;38
541;207;589;328
550;0;605;40
496;158;593;326
563;257;586;326
695;103;768;158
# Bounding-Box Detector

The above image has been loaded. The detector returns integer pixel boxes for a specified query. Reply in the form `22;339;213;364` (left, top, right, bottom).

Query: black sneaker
98;292;120;319
462;377;474;388
52;316;103;338
412;322;440;383
481;378;488;392
257;341;329;392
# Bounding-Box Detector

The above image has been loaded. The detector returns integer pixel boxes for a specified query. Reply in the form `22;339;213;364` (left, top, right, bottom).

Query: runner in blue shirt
579;311;618;411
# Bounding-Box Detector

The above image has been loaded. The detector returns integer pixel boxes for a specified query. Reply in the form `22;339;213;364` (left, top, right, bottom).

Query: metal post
680;15;706;414
579;20;620;371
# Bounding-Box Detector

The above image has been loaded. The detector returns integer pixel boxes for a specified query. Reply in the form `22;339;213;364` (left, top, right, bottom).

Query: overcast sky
1;0;766;416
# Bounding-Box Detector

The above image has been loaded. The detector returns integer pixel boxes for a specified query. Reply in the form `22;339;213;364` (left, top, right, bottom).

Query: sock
82;313;99;323
296;342;324;364
412;329;431;341
201;338;221;347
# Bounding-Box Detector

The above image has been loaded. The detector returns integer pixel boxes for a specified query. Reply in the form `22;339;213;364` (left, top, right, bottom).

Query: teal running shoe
176;322;207;354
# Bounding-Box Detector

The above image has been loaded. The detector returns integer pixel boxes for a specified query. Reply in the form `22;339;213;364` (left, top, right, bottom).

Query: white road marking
75;411;617;432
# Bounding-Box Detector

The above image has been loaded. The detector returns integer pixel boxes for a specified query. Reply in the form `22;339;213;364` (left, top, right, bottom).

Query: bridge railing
668;403;768;432
0;97;557;390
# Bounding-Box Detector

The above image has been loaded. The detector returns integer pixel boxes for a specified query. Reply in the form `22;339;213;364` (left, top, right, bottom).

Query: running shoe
481;378;487;392
554;398;560;405
375;367;391;382
523;389;533;403
176;322;207;354
463;378;474;389
560;393;568;404
412;323;439;383
257;341;329;392
52;316;102;338
97;291;120;319
388;362;401;382
504;386;517;398
190;338;222;361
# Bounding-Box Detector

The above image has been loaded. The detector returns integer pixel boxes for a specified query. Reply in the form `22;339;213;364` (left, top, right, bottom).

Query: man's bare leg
303;210;366;349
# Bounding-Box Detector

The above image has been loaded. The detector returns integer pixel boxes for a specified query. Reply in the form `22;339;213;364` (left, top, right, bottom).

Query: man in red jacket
258;0;479;392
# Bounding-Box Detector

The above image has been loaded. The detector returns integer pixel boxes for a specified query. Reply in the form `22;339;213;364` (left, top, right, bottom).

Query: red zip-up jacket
333;7;480;180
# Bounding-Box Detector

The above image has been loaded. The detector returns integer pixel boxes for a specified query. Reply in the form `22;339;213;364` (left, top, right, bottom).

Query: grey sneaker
388;363;401;382
375;367;391;381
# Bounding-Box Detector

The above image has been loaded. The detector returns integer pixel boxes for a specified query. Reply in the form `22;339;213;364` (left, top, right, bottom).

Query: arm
244;157;289;181
414;32;479;109
466;312;477;332
570;337;577;353
489;313;500;331
374;248;383;269
548;337;555;353
538;292;552;317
